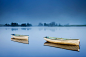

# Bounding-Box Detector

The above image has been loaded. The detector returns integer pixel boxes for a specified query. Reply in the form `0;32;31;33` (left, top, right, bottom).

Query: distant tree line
38;22;86;27
4;22;32;26
0;22;86;27
38;22;63;26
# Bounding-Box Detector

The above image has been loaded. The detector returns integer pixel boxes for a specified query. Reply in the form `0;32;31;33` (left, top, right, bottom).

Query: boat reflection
11;38;29;44
44;42;80;51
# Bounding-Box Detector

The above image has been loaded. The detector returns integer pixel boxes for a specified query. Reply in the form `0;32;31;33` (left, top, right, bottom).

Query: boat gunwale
12;35;29;37
44;37;79;40
11;34;29;37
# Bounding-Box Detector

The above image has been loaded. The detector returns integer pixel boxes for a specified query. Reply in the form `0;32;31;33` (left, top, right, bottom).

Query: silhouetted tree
11;22;18;26
48;22;57;26
38;23;43;26
0;24;3;26
27;23;30;26
29;24;32;26
51;22;56;26
59;23;61;26
5;23;8;26
44;23;47;26
55;24;58;26
27;23;32;26
21;23;26;26
5;23;10;26
66;23;69;26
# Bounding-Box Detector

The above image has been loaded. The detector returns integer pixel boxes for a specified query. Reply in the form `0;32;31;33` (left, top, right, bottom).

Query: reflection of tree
44;28;46;31
44;28;56;32
21;28;27;30
5;28;7;30
49;29;55;31
21;28;31;30
27;28;31;30
38;28;43;31
11;28;18;31
5;28;11;30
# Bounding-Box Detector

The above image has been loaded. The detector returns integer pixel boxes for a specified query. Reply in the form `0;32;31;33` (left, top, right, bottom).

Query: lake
0;27;86;57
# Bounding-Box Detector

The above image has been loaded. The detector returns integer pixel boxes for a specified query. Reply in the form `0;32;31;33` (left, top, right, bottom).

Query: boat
11;34;29;40
44;37;80;45
44;42;80;51
11;38;29;44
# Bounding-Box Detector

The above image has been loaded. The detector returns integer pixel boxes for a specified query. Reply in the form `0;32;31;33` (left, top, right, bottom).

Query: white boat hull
11;35;29;40
44;38;80;45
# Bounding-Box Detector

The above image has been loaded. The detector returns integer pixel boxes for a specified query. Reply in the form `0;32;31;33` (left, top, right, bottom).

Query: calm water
0;27;86;57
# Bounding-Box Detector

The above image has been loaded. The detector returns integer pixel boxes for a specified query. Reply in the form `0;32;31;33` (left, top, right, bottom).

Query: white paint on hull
11;35;29;40
44;38;80;45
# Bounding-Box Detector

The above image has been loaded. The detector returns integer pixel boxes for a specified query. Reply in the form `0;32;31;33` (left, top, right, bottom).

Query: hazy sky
0;0;86;25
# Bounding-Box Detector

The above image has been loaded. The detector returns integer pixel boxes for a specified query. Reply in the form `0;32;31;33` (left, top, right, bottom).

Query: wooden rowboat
11;38;29;44
11;34;29;40
44;42;80;51
44;37;80;45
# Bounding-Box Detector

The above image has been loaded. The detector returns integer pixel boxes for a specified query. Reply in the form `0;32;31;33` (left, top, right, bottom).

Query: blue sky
0;0;86;25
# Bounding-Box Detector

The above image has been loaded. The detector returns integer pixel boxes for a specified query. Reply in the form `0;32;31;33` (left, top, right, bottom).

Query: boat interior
45;37;79;40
